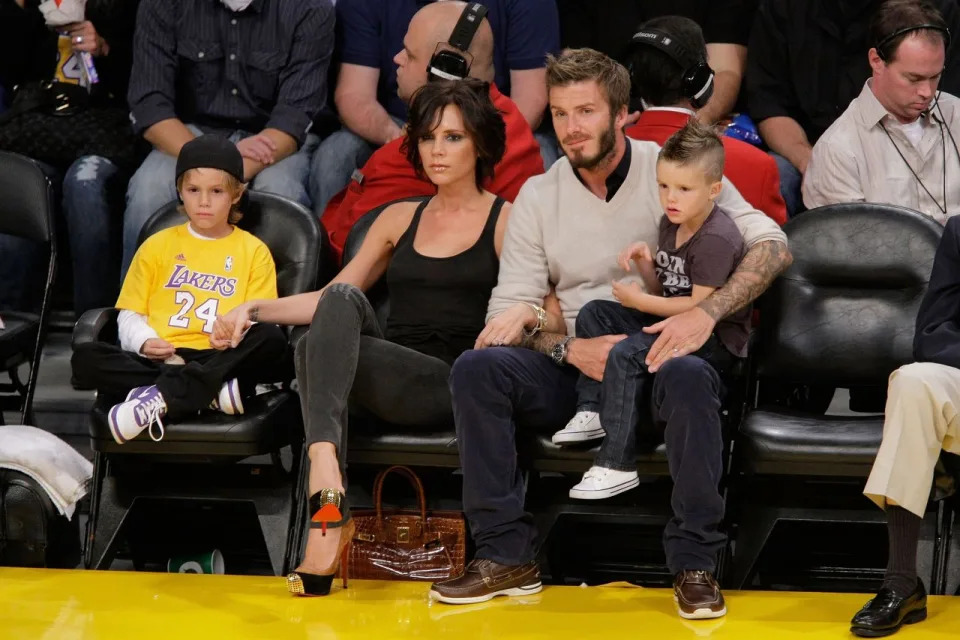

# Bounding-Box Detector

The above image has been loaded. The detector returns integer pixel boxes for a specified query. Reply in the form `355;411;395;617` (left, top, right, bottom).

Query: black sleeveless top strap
384;197;505;364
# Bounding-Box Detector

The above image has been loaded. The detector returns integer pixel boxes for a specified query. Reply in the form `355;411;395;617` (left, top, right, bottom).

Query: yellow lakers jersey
116;223;277;350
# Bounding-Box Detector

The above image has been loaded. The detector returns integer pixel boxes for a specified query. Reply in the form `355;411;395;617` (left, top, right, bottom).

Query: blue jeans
123;125;319;275
309;117;405;218
534;130;561;170
0;155;124;315
770;152;805;218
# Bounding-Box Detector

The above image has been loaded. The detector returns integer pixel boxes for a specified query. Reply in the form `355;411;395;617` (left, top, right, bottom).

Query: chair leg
728;507;780;589
85;459;133;570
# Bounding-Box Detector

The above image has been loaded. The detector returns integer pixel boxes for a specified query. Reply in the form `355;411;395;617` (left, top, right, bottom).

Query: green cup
167;549;225;575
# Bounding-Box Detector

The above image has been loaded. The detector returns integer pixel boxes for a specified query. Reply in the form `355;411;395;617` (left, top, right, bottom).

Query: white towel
0;425;93;520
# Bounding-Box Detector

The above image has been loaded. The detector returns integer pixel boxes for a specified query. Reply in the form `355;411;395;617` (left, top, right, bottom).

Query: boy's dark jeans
573;299;738;573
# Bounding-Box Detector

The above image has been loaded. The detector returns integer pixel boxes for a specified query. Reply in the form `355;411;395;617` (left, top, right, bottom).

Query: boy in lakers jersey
72;136;290;444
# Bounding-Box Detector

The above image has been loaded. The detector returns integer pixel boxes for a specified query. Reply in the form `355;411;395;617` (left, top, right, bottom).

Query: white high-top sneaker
209;378;245;415
551;411;605;445
107;385;168;444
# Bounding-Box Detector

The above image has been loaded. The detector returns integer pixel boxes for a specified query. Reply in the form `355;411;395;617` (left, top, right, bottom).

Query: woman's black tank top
385;197;505;364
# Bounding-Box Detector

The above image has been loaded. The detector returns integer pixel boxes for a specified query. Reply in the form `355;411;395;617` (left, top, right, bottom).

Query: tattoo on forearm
698;240;793;322
520;331;567;356
248;306;260;323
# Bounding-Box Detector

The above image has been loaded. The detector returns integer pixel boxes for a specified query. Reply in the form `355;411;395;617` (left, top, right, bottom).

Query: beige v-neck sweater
488;138;788;334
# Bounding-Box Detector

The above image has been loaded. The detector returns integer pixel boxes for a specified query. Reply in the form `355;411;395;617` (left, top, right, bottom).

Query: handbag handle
372;465;428;533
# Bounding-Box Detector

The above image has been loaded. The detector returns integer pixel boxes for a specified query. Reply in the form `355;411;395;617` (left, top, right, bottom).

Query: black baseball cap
175;135;245;183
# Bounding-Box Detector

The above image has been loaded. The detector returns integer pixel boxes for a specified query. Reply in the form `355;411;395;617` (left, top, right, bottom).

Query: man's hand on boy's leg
643;308;716;372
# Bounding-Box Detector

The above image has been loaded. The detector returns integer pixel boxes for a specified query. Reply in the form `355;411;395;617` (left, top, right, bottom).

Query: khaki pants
864;362;960;516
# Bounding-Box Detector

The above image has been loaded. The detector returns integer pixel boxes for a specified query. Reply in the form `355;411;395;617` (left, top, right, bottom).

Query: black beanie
175;135;245;183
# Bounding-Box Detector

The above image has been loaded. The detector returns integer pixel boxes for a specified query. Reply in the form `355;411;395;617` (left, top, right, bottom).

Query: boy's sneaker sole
551;427;605;444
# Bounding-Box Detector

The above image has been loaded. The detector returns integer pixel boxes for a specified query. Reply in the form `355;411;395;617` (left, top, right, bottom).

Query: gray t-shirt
656;205;750;356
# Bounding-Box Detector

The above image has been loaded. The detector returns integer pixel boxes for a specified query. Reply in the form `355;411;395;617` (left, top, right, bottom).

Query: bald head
394;1;495;104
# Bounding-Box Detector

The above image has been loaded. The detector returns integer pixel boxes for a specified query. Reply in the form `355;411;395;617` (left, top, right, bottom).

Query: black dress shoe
850;579;927;637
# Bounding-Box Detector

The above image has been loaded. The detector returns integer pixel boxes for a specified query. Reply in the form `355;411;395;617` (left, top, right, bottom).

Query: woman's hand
63;21;109;57
213;303;253;349
474;303;537;349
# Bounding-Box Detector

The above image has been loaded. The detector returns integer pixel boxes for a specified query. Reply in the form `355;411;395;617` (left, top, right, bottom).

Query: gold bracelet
522;303;547;337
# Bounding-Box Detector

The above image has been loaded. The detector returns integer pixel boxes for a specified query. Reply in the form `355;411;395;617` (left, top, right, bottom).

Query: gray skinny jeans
294;283;454;477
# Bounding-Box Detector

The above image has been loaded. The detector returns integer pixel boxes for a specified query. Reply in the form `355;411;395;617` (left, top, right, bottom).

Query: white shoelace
135;395;167;442
582;466;609;482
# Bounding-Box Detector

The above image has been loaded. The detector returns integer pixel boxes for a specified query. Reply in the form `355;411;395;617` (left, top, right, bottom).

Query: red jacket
626;110;787;225
321;84;544;261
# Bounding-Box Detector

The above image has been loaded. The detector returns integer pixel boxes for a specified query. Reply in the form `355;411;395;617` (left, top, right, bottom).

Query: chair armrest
72;307;119;349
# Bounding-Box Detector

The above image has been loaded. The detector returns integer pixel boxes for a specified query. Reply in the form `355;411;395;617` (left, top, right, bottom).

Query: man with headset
804;0;960;223
317;1;545;260
310;0;559;215
623;15;787;225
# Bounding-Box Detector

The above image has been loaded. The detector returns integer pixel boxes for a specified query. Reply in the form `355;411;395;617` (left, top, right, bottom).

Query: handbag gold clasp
397;526;410;543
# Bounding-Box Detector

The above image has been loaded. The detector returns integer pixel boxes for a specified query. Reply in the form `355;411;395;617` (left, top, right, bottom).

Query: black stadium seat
727;202;950;590
76;192;323;575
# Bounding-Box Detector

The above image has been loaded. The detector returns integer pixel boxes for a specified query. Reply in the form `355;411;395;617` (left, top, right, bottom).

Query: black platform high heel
286;488;354;596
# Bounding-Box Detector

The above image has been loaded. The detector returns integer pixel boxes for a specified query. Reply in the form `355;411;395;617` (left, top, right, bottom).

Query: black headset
875;23;951;61
427;2;489;81
626;28;715;109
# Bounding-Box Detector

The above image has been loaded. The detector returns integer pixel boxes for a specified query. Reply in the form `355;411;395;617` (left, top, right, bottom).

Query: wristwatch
552;336;574;366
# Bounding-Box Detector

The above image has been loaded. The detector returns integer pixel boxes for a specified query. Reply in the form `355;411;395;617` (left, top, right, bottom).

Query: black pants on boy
71;323;292;420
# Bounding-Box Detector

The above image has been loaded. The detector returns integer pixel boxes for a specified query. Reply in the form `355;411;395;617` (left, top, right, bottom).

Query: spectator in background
122;0;334;276
0;0;141;316
310;0;559;216
804;1;960;222
623;15;786;224
556;0;756;125
320;1;544;261
748;0;960;218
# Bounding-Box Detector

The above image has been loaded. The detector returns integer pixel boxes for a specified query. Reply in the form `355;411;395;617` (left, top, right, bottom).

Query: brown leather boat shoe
429;558;542;605
673;570;727;619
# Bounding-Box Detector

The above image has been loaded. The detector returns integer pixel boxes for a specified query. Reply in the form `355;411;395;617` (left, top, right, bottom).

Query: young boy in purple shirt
554;120;749;512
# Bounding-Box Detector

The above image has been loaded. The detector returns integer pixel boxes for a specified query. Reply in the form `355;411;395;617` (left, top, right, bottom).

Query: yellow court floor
1;568;958;640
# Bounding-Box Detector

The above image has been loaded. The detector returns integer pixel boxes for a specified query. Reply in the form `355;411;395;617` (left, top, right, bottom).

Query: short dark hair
623;16;706;107
403;78;506;189
871;0;948;63
658;119;725;183
546;48;631;116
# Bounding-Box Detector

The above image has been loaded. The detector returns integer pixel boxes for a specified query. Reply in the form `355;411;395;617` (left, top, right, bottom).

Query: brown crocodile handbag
346;465;465;581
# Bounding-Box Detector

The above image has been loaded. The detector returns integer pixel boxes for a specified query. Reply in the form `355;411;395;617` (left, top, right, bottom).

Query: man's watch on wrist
551;336;574;366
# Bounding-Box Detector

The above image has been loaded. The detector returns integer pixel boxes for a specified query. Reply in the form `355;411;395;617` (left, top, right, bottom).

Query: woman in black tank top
216;79;516;596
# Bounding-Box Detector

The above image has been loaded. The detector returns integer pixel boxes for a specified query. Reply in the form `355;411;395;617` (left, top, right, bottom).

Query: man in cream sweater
429;49;791;617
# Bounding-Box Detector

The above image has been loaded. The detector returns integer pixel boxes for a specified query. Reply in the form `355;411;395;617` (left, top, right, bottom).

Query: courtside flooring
2;568;958;639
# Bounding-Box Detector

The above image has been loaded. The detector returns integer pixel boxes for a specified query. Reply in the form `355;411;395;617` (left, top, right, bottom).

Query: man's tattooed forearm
698;240;793;322
520;331;568;356
248;306;260;322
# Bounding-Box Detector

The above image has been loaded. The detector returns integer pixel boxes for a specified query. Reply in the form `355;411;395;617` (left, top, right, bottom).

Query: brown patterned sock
882;506;921;597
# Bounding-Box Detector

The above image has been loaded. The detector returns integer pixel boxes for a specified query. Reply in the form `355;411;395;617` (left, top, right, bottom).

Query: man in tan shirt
803;1;960;224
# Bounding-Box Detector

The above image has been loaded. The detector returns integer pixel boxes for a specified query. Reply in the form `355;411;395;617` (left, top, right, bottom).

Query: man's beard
565;116;618;170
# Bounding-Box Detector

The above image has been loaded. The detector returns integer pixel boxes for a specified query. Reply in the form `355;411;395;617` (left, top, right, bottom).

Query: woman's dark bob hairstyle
402;78;507;189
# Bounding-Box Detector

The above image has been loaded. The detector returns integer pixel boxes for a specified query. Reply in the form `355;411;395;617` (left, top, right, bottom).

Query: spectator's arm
264;2;334;147
718;176;788;249
508;68;548;129
747;0;808;172
486;185;551;321
698;43;746;124
802;134;865;209
118;310;159;354
128;0;186;151
915;217;960;367
143;119;196;158
758;116;812;175
502;0;558;129
335;64;403;145
240;128;298;181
